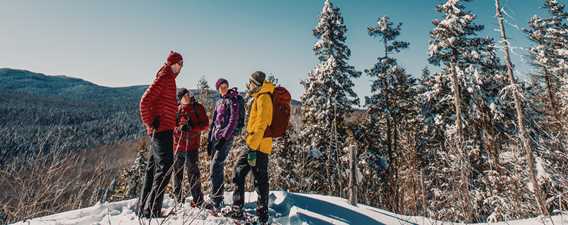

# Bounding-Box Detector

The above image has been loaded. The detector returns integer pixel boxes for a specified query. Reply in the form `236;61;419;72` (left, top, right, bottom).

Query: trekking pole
169;130;184;208
137;128;155;221
181;132;190;206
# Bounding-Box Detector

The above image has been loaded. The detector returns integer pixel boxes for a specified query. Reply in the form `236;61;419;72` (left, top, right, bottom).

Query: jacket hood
252;81;275;97
156;64;176;78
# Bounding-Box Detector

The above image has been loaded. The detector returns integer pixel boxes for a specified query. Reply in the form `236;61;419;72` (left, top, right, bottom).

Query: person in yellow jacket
228;71;274;224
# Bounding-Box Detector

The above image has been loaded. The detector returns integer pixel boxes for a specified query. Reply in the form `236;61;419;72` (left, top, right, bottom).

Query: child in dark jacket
172;88;209;206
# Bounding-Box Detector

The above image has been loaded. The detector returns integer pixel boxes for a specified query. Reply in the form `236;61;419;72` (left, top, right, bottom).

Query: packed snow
13;191;568;225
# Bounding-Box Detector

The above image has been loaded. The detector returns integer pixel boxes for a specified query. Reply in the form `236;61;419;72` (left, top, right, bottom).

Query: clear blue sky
0;0;563;100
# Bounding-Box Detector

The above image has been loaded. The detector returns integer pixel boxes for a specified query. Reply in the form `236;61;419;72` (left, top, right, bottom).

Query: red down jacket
139;65;178;135
173;99;209;152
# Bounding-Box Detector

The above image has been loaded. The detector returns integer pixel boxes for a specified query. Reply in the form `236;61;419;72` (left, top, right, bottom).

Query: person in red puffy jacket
172;88;209;207
137;51;183;218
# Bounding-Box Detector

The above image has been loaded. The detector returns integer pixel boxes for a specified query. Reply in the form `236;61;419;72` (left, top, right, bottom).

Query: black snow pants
231;147;270;221
138;130;174;217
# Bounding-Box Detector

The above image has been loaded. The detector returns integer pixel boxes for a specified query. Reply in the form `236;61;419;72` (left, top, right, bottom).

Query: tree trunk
495;0;549;216
349;144;358;206
385;117;396;211
448;59;472;221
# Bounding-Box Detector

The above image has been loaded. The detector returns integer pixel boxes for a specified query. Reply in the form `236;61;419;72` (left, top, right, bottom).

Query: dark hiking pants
172;150;203;204
231;147;269;221
209;137;234;208
138;130;174;216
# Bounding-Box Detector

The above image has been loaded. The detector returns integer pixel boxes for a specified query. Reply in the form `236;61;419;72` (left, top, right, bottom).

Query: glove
181;123;191;132
151;117;160;130
247;151;257;167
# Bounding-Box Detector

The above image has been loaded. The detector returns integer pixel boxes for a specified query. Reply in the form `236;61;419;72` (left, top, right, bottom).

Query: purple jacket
210;88;240;141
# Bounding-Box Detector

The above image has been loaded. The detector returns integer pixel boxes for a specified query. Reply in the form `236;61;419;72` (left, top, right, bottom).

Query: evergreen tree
525;0;568;214
364;16;419;213
197;76;212;113
427;0;504;221
126;150;147;198
300;0;360;197
491;0;551;218
417;67;460;220
109;140;149;201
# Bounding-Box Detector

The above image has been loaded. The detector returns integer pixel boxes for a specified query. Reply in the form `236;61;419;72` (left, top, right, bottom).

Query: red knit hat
166;51;183;65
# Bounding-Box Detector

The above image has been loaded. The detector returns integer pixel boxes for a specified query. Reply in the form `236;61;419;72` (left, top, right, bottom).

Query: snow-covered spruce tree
300;0;360;197
492;0;553;218
196;76;212;114
525;0;568;214
125;150;148;198
417;62;522;222
526;0;568;133
427;0;513;221
469;63;540;221
364;16;419;214
418;67;465;220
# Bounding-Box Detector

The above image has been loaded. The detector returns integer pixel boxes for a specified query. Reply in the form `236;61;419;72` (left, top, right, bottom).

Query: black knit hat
249;71;266;86
177;88;190;101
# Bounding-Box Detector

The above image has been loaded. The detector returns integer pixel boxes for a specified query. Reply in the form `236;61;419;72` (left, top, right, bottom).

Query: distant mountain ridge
0;68;301;106
0;68;148;104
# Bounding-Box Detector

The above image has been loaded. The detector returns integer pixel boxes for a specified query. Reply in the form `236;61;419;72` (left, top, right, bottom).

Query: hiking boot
190;200;204;208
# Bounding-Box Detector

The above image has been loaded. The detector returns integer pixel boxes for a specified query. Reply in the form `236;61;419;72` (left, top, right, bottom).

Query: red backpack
263;86;291;138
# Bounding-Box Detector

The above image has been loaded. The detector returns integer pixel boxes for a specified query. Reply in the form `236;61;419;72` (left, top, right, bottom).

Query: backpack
234;94;246;134
263;86;291;138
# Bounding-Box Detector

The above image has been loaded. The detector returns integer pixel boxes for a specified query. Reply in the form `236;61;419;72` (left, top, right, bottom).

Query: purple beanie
215;78;228;90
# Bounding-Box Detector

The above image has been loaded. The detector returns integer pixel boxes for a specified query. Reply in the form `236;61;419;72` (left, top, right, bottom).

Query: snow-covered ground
13;191;568;225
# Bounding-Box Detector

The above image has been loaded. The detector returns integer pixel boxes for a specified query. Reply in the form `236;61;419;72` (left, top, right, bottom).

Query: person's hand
151;117;160;130
247;151;257;167
181;123;191;132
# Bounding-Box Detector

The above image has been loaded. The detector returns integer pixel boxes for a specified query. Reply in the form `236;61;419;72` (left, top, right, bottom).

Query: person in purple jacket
205;78;240;211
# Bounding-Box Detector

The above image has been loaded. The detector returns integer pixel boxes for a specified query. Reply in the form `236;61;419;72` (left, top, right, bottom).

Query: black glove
181;123;191;132
151;117;160;130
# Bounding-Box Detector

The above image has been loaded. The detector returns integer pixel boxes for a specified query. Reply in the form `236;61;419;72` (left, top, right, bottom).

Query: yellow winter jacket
246;81;275;154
